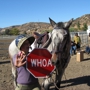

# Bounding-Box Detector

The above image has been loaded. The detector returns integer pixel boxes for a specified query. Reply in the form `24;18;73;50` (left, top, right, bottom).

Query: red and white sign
26;48;55;78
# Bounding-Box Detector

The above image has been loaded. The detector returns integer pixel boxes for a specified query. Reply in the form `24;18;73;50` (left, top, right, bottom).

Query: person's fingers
15;59;26;67
21;61;27;66
21;51;25;55
20;54;26;62
20;51;26;59
17;54;20;58
21;57;24;62
15;52;26;67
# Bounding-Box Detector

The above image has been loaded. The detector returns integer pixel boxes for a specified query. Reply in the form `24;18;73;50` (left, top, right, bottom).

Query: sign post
26;48;55;78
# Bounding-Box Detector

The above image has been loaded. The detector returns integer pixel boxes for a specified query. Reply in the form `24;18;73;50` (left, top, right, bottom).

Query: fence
0;32;89;58
0;36;17;58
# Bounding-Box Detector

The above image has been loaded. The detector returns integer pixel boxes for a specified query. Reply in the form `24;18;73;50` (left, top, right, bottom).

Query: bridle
50;29;69;55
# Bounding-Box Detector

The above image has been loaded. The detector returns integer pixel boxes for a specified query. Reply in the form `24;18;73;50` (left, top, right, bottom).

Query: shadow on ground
0;60;10;64
60;75;90;88
46;76;90;90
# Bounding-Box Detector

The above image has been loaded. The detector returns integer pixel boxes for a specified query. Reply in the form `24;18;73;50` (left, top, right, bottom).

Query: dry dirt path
0;52;90;90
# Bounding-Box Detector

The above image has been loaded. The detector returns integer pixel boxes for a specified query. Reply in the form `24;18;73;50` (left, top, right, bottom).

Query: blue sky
0;0;90;28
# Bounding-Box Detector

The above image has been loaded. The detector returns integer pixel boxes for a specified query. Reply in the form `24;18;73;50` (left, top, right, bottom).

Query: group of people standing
70;33;81;55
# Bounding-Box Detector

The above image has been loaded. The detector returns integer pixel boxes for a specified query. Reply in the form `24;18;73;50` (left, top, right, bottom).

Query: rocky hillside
72;14;90;28
0;22;52;34
1;14;90;34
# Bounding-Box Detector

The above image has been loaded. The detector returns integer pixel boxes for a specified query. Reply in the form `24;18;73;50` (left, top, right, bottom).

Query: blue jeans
70;45;76;55
85;46;90;54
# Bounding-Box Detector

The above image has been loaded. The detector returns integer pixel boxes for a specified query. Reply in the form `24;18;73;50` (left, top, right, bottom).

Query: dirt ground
0;50;90;90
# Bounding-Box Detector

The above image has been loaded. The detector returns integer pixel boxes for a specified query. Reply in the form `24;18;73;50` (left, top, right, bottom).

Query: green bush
69;27;78;32
82;23;88;31
5;29;10;35
9;28;19;35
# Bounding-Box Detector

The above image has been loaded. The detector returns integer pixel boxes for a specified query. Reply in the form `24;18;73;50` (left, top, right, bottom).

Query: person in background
70;40;77;55
85;45;90;54
73;33;81;51
13;34;41;90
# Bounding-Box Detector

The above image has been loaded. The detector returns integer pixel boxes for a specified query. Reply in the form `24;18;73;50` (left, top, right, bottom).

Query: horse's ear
49;17;56;27
64;18;74;29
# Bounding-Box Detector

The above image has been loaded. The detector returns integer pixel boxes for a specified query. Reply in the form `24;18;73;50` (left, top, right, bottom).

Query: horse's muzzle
51;53;61;65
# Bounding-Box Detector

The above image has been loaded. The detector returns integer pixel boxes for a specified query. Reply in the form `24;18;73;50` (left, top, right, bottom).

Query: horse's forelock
51;29;67;43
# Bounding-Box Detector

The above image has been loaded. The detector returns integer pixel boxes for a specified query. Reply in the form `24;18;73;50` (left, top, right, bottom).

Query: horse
34;18;73;90
8;17;73;90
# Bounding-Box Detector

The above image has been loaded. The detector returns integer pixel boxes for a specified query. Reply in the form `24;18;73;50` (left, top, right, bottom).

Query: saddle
33;32;49;47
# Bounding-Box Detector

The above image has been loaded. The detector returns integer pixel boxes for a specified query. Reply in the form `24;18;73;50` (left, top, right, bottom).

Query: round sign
26;48;55;78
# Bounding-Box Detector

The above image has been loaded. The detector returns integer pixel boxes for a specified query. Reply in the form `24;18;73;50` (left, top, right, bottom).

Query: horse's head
49;18;73;65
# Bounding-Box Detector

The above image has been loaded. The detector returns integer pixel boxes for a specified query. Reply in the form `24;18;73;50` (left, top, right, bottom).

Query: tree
69;27;78;32
5;29;10;35
77;21;80;30
82;23;88;31
9;28;19;35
